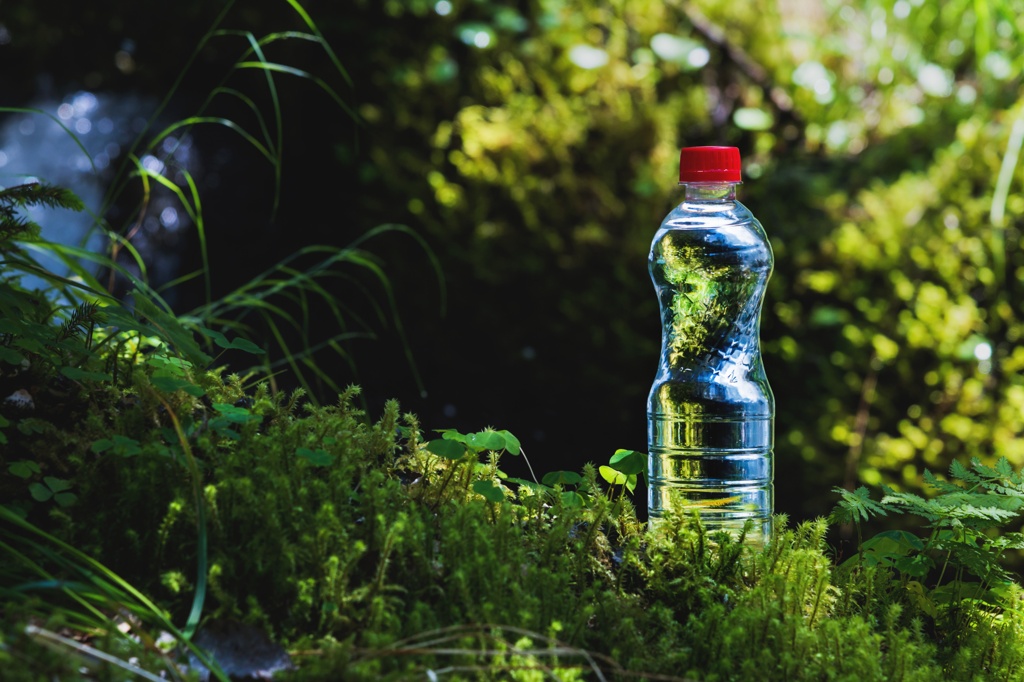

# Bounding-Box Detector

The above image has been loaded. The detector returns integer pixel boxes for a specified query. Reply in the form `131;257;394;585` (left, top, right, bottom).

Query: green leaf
894;554;934;578
625;473;638;494
195;325;229;346
931;581;995;608
151;374;206;397
542;471;583;487
223;337;265;354
471;479;505;503
871;530;926;552
196;326;266;354
599;465;627;486
146;354;191;376
466;430;507;452
28;483;52;502
60;366;113;382
905;580;938;618
114;436;142;457
0;346;25;365
92;435;142;457
210;421;242;441
296;447;335;466
608;449;646;476
132;289;211;368
560;491;585;508
43;477;73;494
212;403;262;424
53;492;77;507
496;429;521;455
8;460;40;479
17;419;53;436
425;439;467;460
507;477;552;494
830;486;889;524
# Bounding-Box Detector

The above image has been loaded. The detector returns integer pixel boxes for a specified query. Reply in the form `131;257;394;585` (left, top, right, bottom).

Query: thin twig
25;625;172;682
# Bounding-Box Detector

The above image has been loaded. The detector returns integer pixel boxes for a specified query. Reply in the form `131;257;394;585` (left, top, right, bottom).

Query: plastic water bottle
647;146;774;542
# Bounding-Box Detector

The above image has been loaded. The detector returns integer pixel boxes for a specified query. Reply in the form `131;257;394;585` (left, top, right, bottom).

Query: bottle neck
680;182;739;202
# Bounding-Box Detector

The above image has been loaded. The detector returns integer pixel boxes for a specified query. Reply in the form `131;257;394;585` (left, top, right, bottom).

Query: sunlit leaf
599;466;627;486
466;430;506;452
608;449;646;476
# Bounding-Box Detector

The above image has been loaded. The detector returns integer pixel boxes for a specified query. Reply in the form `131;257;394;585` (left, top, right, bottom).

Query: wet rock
187;620;294;681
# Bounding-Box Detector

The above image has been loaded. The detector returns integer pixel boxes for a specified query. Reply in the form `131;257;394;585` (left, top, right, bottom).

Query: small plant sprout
421;428;523;507
600;449;646;497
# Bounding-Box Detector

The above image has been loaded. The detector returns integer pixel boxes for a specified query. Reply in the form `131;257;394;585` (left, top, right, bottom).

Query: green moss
6;342;1024;679
12;371;1024;679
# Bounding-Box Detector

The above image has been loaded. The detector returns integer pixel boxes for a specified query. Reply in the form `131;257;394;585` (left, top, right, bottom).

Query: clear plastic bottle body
647;182;774;541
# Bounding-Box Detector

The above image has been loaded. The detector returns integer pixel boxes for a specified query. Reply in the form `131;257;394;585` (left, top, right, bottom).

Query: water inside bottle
648;201;774;543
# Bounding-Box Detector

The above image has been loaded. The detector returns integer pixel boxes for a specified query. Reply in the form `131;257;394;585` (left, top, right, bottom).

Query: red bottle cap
678;146;742;183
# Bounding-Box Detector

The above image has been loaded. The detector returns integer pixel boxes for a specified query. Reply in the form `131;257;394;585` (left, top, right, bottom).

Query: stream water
1;90;196;299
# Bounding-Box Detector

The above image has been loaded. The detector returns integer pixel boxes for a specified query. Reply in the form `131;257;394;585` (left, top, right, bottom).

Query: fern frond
950;459;981;487
880;489;941;522
56;302;103;343
829;486;889;525
0;183;85;212
0;212;38;242
936;540;1012;583
923;469;962;495
0;183;81;245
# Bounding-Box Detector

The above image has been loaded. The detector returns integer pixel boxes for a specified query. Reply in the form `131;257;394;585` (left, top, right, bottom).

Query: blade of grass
235;62;358;121
989;109;1024;288
145;116;274;163
129;158;212;305
241;32;284;219
0;505;229;681
101;0;238;215
151;392;209;641
282;0;353;85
